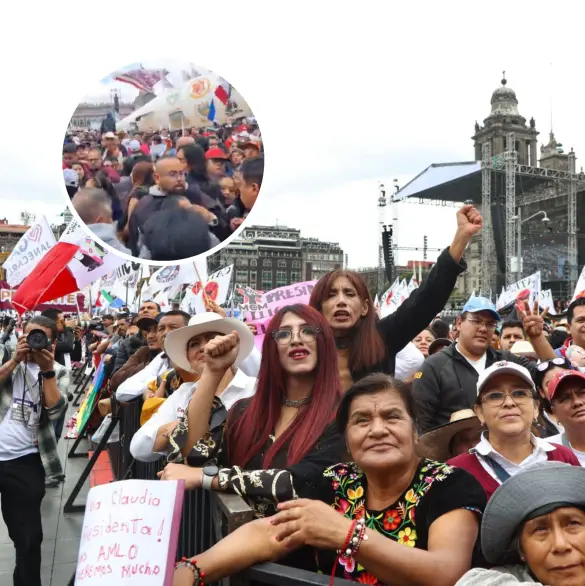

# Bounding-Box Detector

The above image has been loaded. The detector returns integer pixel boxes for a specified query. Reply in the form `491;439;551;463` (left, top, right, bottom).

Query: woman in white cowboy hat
159;304;346;519
418;409;483;462
129;311;257;463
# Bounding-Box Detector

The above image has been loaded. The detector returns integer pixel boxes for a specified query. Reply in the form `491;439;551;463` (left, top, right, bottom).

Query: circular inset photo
62;60;263;262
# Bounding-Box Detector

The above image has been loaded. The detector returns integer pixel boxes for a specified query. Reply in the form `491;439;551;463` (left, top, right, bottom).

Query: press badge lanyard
19;363;42;429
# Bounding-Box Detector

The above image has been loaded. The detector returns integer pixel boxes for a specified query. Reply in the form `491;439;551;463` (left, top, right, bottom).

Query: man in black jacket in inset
412;297;557;434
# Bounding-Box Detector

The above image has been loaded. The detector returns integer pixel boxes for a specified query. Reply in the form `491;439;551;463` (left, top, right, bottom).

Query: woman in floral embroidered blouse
173;373;487;586
160;304;346;517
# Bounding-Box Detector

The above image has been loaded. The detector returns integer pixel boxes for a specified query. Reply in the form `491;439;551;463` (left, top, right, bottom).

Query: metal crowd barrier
66;388;360;585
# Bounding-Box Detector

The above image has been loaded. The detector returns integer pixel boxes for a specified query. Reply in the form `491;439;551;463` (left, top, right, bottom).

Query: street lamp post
515;207;550;282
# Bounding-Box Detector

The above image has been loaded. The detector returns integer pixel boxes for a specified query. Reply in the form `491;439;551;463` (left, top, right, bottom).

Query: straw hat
418;409;482;462
164;313;254;373
510;340;537;359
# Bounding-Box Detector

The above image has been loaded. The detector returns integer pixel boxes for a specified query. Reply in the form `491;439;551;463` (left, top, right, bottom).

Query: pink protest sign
244;281;317;349
75;479;185;585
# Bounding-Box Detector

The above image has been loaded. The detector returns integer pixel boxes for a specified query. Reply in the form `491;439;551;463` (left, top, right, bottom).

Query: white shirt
130;369;257;463
472;432;556;483
0;363;42;460
548;433;585;466
116;352;170;402
395;343;425;381
456;343;487;375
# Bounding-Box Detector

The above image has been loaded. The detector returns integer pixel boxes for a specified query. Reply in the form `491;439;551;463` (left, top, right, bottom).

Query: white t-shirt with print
0;363;42;460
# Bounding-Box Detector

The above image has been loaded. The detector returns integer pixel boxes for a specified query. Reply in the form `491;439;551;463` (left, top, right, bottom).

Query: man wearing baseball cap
205;147;228;180
413;296;557;434
547;369;585;465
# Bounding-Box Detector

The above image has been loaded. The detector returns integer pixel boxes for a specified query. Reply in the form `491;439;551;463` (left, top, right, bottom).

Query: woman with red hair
159;304;344;516
309;205;482;390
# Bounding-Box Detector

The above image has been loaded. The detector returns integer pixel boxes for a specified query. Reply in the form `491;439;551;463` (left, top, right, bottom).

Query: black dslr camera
26;329;52;351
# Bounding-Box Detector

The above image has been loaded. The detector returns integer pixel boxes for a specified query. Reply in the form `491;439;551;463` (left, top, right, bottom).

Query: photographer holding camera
0;316;69;586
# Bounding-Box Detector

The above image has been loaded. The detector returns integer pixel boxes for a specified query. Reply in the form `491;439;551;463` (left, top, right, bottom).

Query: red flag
214;85;229;105
11;242;79;314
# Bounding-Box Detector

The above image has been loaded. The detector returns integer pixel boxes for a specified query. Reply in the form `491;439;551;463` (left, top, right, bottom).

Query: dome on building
489;74;521;117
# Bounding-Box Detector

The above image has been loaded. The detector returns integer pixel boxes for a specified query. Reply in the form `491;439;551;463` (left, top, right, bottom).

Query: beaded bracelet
175;557;206;585
341;518;368;559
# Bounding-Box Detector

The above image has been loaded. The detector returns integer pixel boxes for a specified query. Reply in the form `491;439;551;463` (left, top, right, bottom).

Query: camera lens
27;329;50;350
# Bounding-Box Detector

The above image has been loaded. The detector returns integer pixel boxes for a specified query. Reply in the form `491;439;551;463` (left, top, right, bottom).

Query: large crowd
63;117;263;260
2;204;585;586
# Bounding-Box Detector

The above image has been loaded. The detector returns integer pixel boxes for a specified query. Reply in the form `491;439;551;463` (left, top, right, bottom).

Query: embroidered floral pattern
322;459;459;585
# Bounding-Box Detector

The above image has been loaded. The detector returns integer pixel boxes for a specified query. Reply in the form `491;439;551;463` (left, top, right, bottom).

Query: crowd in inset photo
63;119;263;260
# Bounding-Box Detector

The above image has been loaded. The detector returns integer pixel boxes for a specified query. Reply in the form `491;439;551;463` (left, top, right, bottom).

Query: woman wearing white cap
456;463;585;585
448;362;579;500
129;311;257;464
159;304;345;518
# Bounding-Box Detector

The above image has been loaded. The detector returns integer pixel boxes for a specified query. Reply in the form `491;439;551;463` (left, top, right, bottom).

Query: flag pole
193;262;210;307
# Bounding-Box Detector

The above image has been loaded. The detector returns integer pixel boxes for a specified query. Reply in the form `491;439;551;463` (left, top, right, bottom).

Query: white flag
143;263;202;298
181;265;234;315
572;266;585;302
380;278;400;318
539;289;557;315
2;216;57;286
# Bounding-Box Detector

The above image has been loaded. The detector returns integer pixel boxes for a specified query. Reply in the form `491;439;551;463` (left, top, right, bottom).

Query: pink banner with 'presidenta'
242;280;317;350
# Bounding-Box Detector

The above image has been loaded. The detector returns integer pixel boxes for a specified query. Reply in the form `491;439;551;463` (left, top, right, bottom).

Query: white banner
539;289;557;315
2;216;57;286
180;265;233;315
143;262;205;298
496;271;542;310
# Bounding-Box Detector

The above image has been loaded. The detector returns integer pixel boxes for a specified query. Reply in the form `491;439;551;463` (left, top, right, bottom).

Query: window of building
277;259;286;268
236;270;248;283
263;259;272;267
276;270;287;285
262;271;273;290
250;259;257;268
250;271;257;284
292;260;301;269
291;271;301;282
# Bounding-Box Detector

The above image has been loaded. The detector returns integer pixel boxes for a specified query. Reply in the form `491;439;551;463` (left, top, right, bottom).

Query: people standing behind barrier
110;315;163;392
0;317;69;586
309;205;482;392
112;300;160;374
158;305;345;518
546;370;585;465
412;301;557;434
456;463;585;586
172;373;486;586
130;312;256;463
116;311;191;402
448;362;579;501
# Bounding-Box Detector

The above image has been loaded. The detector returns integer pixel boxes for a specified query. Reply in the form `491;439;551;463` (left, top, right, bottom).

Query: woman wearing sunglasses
159;304;345;517
534;357;573;437
448;361;579;501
